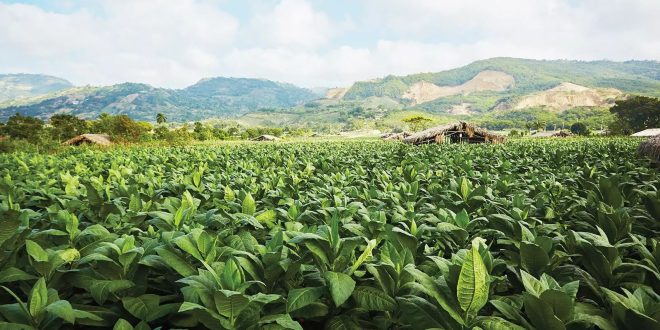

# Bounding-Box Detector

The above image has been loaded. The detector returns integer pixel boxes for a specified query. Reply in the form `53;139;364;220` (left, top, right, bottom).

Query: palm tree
156;113;167;125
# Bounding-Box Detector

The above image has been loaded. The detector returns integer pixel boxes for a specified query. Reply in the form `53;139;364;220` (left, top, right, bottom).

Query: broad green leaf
46;300;76;324
155;247;196;277
352;286;395;311
325;315;361;330
242;193;256;215
122;294;160;321
523;293;566;330
0;210;21;246
287;287;325;312
540;290;574;322
460;177;470;200
323;271;356;307
25;241;48;262
255;209;276;224
455;209;470;228
475;316;526;330
224;185;235;202
214;291;249;320
0;268;37;283
28;278;48;318
89;280;134;304
520;242;549;276
457;238;489;319
112;319;134;330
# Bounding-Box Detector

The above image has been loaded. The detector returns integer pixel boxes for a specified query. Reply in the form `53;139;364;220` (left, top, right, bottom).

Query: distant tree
570;122;589;136
532;120;546;131
49;114;88;140
193;122;213;141
91;114;149;141
1;113;44;140
609;96;660;134
402;115;433;132
156;113;167;125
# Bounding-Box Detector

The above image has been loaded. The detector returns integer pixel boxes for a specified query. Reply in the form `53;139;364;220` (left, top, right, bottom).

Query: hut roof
63;134;112;146
631;128;660;137
638;134;660;163
252;134;280;141
381;132;411;141
403;121;505;145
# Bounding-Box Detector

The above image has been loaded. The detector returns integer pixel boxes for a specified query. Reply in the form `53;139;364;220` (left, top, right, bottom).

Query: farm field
0;139;658;330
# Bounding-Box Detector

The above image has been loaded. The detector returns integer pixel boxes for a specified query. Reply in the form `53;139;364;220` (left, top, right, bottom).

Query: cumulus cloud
0;0;657;88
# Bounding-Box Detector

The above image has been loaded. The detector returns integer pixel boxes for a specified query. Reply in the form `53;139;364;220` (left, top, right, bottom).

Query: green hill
0;78;317;122
0;74;73;103
344;58;660;101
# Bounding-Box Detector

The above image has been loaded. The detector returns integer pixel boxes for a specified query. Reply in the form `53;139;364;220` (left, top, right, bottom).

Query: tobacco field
0;139;658;330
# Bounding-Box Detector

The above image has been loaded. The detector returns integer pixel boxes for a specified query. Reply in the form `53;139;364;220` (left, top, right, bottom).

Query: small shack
531;131;571;138
381;132;411;141
63;134;112;146
631;128;660;137
638;134;660;163
403;121;505;145
252;134;280;141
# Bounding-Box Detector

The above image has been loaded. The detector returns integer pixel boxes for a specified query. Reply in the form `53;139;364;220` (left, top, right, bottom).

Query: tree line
0;112;307;152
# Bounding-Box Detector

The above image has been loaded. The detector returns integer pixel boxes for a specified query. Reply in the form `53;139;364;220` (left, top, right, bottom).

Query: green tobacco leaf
286;287;325;312
457;238;489;319
0;210;21;246
25;241;48;262
89;280;134;305
214;291;249;320
224;186;236;202
0;268;37;283
155;247;196;277
255;209;276;224
122;294;160;322
46;300;76;324
242;193;256;215
523;293;566;330
28;278;48;318
325;315;361;330
397;296;446;329
455;209;470;228
112;319;134;330
324;271;356;307
352;286;395;311
520;242;549;276
475;316;526;330
540;290;574;322
405;267;464;325
460;177;470;200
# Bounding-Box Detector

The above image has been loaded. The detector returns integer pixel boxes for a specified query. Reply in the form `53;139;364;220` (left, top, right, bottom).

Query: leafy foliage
0;138;658;329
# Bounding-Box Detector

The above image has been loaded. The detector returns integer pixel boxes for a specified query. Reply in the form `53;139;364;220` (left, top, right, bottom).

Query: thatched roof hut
252;134;280;141
403;121;505;145
632;128;660;137
531;131;571;138
639;134;660;163
381;132;411;141
63;134;112;146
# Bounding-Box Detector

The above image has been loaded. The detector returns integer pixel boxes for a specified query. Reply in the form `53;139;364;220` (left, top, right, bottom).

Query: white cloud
246;0;342;49
0;0;658;89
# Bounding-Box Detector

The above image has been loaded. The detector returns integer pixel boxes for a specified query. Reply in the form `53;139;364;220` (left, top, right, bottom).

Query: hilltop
0;77;317;122
0;58;658;129
0;74;73;103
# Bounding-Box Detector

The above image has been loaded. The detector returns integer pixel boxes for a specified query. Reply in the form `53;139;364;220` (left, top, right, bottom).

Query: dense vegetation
0;139;658;329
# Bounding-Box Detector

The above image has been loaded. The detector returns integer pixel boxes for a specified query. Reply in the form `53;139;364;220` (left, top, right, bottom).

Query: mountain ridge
1;57;658;125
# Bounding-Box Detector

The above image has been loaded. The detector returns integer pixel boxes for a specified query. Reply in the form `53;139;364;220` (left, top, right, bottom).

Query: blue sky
1;0;658;88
